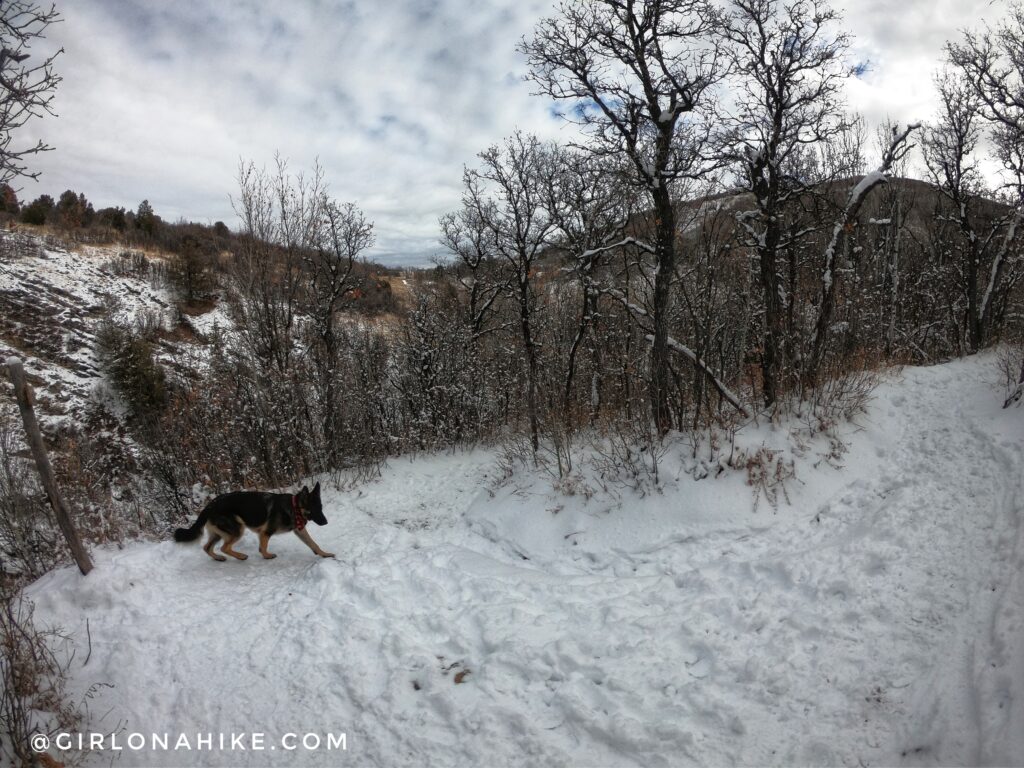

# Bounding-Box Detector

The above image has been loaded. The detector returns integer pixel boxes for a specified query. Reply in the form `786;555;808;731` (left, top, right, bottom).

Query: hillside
0;227;401;435
0;236;162;417
23;353;1024;767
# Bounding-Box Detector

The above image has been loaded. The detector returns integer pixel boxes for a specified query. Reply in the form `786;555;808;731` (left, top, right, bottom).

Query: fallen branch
646;334;753;420
602;287;751;419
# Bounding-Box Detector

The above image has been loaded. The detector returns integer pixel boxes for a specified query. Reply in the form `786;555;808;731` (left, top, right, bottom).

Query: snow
849;170;887;202
186;301;234;339
23;354;1024;767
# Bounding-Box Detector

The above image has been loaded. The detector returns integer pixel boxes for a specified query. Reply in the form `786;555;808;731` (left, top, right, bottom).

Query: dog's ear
298;485;309;502
313;481;321;496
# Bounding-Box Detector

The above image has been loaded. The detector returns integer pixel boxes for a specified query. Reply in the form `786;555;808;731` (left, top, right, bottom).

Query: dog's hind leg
203;531;226;562
220;533;248;561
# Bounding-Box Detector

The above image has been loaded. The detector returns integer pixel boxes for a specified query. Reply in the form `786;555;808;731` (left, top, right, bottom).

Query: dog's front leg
295;528;335;558
258;531;276;559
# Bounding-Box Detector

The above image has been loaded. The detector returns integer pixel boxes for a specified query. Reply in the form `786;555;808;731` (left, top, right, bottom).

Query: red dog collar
292;495;306;531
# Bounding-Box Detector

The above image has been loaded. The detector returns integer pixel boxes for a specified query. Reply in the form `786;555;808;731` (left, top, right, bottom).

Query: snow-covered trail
26;355;1024;767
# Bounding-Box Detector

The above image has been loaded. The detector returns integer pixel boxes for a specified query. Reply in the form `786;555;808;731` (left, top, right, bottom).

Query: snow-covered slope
25;354;1024;767
0;231;176;427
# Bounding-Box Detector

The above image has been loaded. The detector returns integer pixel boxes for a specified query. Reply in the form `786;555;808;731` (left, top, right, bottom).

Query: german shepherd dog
173;483;335;561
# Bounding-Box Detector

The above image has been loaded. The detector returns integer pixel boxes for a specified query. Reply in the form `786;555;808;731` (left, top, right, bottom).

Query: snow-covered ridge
24;353;1024;767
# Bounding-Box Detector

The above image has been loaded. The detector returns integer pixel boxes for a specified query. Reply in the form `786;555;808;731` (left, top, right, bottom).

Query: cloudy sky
18;0;1010;266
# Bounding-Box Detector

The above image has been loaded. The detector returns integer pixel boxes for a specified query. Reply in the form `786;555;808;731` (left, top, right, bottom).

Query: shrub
94;319;167;423
0;591;88;768
167;233;215;303
0;184;19;214
19;195;53;226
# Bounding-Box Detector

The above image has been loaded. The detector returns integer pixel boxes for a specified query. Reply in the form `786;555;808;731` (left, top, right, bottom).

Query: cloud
843;1;1009;128
15;0;1014;266
22;0;571;265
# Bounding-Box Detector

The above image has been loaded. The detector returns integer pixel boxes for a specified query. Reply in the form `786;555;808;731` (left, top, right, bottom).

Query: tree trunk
563;285;591;414
979;207;1023;347
519;274;540;454
650;189;676;435
885;198;902;355
1004;355;1024;409
758;233;784;409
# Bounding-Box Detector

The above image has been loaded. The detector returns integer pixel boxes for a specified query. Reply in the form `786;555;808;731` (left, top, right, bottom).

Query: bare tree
922;69;995;352
948;4;1024;142
440;196;505;340
305;198;374;461
803;122;918;388
227;159;374;474
230;158;321;373
521;0;722;434
545;150;632;419
722;0;851;406
0;1;61;184
447;132;559;454
871;119;918;357
439;200;512;438
947;10;1024;349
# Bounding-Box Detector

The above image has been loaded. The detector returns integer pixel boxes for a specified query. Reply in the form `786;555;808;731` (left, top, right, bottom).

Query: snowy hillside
24;353;1024;767
0;231;182;427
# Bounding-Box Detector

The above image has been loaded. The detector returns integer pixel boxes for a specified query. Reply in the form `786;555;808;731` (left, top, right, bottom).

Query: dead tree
5;358;92;575
521;0;723;435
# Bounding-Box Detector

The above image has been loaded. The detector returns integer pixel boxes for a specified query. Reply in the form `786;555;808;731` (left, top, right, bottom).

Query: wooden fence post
5;357;93;575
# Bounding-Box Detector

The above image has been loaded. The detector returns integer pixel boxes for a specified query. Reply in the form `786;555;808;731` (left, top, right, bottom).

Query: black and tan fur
173;483;334;561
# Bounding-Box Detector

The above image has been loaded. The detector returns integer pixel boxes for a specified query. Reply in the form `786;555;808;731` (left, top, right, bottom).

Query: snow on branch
980;206;1023;329
1004;342;1024;409
579;236;657;261
822;123;920;292
604;287;651;320
1004;380;1024;409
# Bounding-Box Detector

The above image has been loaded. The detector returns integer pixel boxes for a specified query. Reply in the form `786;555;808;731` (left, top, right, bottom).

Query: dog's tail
173;509;209;543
